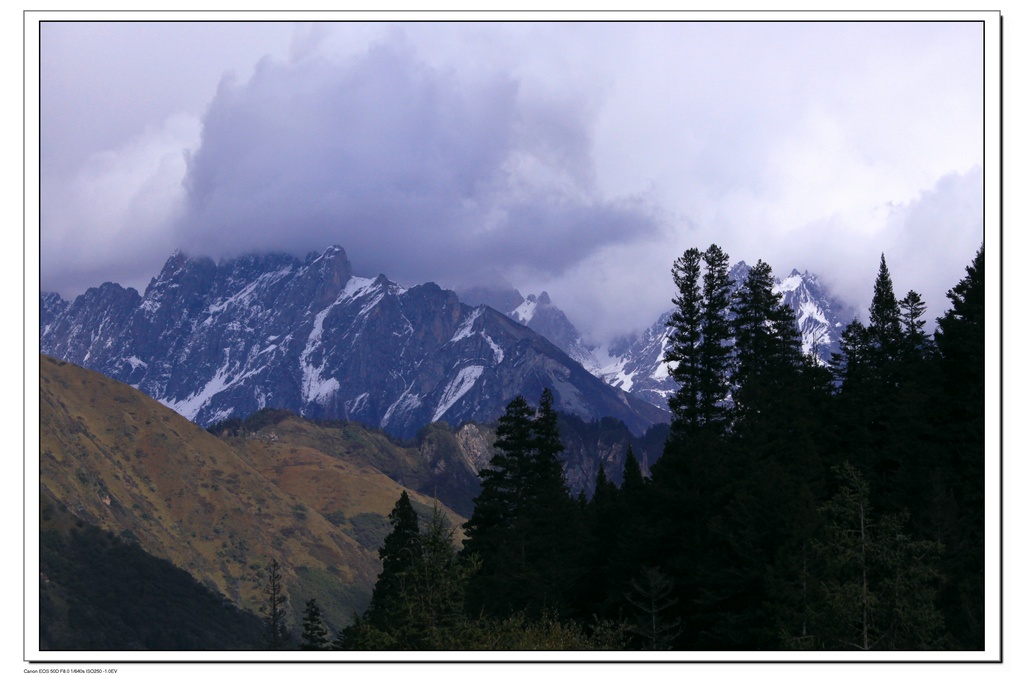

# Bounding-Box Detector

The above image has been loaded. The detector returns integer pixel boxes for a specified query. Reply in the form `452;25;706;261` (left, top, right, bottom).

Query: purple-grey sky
37;16;988;344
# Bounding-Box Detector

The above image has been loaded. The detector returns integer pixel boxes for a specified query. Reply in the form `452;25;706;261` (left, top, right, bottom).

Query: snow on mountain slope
41;246;668;438
457;264;850;413
460;288;601;372
593;262;852;411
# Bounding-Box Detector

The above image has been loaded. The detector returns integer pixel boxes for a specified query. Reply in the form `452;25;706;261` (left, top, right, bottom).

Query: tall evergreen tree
365;490;422;630
731;259;803;414
889;287;937;525
519;388;583;617
300;598;331;650
935;244;985;401
462;396;535;577
260;559;291;650
654;250;841;649
577;463;619;621
593;463;616;506
580;446;654;623
650;245;736;647
463;390;579;619
869;253;903;359
898;289;930;357
856;255;928;511
931;244;985;648
531;388;567;490
823;255;914;514
664;244;734;434
398;505;477;648
340;502;477;650
831;318;871;390
698;244;735;430
665;248;703;433
709;258;834;648
621;446;646;499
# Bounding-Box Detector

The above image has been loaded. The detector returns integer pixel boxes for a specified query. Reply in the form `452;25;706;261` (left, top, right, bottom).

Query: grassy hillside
38;355;464;643
211;412;486;517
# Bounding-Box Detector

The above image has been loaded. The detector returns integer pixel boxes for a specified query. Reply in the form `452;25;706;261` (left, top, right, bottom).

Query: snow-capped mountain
597;311;678;411
458;286;600;372
41;246;667;438
772;268;852;360
597;261;852;411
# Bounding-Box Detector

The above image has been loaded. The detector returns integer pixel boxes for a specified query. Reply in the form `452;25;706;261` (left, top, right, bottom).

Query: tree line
265;243;985;651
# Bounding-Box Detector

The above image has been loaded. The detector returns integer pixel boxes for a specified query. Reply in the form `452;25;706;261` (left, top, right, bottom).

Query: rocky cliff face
41;246;668;439
458;287;600;371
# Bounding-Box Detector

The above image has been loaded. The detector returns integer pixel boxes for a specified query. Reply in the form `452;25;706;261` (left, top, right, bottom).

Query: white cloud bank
39;20;985;343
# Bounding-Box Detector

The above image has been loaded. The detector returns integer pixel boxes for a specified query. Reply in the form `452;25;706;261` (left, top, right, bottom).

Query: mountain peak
729;260;752;282
305;246;354;306
41;246;667;439
159;249;188;275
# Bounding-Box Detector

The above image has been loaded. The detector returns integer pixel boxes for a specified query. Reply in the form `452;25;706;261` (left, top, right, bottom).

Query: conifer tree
869;253;903;359
577;462;621;620
399;505;477;648
655;250;841;649
665;248;703;432
935;244;985;398
462;396;535;571
898;289;930;356
365;490;422;630
618;445;649;551
260;559;291;650
340;502;477;649
887;287;937;531
932;244;985;648
592;463;617;508
832;319;870;389
650;245;736;647
580;446;656;623
300;598;330;650
731;259;802;414
664;244;734;434
698;244;735;430
531;388;568;493
842;255;925;512
463;390;578;619
621;446;646;499
705;261;837;648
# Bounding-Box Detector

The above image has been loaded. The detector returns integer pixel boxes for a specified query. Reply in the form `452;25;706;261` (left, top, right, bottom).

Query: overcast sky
38;17;987;344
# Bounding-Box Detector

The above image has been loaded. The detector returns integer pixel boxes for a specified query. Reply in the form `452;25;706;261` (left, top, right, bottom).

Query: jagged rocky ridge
458;264;852;413
41;246;667;439
457;286;600;372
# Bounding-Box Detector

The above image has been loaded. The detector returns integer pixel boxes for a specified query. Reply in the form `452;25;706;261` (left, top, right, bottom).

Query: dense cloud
38;20;986;345
174;41;661;290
